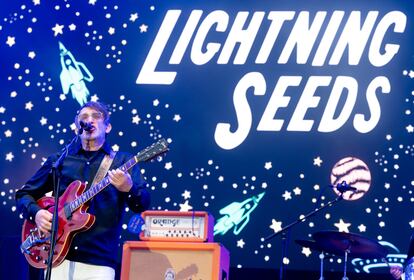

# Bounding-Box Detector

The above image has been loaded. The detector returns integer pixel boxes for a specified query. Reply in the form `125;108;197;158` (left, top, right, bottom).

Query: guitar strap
89;150;117;189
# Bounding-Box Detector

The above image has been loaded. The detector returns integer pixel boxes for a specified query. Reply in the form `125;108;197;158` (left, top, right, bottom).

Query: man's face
77;107;111;141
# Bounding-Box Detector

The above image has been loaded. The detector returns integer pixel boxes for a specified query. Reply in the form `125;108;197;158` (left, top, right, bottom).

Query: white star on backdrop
264;162;272;170
6;36;16;47
33;0;40;5
90;95;99;102
282;190;292;200
179;200;193;212
4;130;12;137
129;13;139;22
28;51;36;59
173;114;181;122
301;247;312;257
406;125;414;133
313;156;323;166
88;0;97;5
270;219;282;233
358;224;366;232
52;23;64;36
0;107;5;113
40;117;47;125
5;152;14;162
139;24;148;33
108;27;115;35
293;187;301;196
164;162;172;170
237;239;245;248
334;219;351;232
70;123;77;131
25;101;34;110
68;24;77;31
409;220;414;228
182;190;191;200
132;115;140;124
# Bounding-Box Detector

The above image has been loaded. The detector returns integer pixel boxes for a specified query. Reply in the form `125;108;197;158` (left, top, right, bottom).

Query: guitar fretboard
66;138;168;214
68;157;137;213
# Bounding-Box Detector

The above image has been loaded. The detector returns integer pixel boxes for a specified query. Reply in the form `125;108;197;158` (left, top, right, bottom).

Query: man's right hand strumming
35;209;53;234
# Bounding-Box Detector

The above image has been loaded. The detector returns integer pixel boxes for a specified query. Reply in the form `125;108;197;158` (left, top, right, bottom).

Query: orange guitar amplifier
120;241;230;280
139;211;214;242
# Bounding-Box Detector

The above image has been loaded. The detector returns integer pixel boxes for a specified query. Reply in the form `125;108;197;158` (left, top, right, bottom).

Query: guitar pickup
64;203;72;220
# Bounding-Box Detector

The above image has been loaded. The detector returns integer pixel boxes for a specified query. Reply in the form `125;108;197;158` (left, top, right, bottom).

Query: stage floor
230;267;392;280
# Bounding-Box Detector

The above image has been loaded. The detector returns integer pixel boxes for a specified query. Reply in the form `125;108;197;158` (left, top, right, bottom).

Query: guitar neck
69;156;138;212
67;138;168;214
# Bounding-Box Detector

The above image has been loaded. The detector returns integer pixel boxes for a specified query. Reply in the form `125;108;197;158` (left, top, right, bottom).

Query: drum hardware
296;231;388;279
295;239;326;280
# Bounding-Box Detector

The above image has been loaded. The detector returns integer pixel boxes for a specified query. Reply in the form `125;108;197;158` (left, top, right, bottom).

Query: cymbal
295;239;324;252
312;231;388;259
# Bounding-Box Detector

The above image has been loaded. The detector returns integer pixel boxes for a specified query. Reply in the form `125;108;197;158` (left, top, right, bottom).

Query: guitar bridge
20;229;50;255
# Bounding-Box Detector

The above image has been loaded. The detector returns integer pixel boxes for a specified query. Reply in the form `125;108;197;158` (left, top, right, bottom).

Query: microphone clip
334;181;357;193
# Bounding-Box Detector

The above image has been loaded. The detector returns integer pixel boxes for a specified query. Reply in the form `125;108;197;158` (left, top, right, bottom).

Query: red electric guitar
20;138;169;268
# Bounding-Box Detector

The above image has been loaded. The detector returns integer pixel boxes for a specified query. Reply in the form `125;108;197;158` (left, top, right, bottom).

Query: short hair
75;101;110;127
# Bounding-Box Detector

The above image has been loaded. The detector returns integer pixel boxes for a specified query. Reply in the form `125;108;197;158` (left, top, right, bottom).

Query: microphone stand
264;191;345;280
44;134;80;280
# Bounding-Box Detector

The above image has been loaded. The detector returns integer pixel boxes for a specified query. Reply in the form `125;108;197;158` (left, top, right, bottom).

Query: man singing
16;101;150;279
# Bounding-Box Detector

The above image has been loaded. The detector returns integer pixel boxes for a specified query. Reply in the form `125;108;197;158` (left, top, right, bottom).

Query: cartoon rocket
59;42;94;106
214;192;265;236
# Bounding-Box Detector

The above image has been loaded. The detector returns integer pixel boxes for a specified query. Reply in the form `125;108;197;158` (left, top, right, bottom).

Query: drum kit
296;231;389;280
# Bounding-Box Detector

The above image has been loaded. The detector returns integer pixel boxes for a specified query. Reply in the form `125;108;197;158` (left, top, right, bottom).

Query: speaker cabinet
121;241;229;280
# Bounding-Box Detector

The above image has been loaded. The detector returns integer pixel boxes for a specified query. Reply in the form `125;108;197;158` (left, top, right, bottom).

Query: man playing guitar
16;101;151;279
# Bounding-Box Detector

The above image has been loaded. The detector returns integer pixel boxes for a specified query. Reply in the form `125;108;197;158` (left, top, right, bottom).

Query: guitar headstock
136;138;169;162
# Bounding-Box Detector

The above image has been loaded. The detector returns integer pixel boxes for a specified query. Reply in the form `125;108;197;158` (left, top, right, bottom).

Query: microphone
332;181;358;193
79;121;93;134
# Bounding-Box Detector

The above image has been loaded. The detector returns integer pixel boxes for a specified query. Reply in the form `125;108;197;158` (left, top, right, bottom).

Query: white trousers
46;260;115;280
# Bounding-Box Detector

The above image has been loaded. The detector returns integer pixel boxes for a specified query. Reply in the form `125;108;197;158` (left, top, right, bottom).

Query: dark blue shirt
15;140;150;269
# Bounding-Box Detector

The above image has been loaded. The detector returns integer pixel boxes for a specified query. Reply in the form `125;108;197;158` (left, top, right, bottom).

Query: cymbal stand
342;247;350;280
318;252;325;280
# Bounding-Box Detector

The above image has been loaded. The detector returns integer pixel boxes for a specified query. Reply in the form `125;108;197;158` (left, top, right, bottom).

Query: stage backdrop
1;0;413;275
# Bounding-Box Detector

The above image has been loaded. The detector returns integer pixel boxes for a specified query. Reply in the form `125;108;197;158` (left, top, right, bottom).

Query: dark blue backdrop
1;0;413;277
